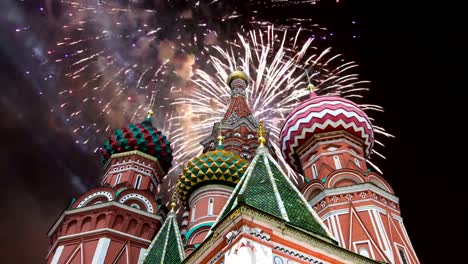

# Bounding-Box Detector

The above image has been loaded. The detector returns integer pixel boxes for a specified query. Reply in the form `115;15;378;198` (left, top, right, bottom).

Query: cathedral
46;70;420;264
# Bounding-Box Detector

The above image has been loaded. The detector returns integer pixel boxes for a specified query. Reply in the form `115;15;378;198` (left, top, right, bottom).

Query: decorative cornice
183;205;378;264
46;228;151;259
298;130;364;156
188;184;233;207
309;183;399;206
104;150;164;173
47;201;163;237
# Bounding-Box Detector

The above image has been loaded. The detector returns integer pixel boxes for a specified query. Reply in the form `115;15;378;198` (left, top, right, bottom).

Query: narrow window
359;248;370;258
208;198;214;216
115;173;122;186
399;249;408;264
312;164;318;179
191;205;196;222
354;158;361;168
333;155;342;169
135;174;142;189
150;183;154;192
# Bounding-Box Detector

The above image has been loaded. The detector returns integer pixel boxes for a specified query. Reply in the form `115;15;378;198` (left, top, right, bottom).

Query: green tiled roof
215;146;334;239
176;148;249;204
143;212;184;264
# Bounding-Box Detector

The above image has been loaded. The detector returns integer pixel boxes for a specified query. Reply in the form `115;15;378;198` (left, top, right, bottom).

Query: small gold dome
227;70;249;86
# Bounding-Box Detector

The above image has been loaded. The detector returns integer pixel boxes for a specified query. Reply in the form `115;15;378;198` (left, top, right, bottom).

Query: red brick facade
46;151;167;263
299;132;419;263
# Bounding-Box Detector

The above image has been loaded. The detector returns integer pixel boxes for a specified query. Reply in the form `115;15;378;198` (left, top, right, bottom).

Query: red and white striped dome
280;94;374;172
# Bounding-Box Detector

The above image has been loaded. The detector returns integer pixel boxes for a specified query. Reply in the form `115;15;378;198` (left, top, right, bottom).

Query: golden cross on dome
258;120;266;146
146;91;157;118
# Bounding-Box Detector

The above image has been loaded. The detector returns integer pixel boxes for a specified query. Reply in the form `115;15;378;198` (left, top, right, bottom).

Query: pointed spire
144;194;184;264
257;120;266;146
213;119;335;241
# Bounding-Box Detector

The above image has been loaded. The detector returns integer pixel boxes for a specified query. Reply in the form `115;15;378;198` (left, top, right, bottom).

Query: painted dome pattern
280;95;374;172
101;118;173;173
176;148;248;203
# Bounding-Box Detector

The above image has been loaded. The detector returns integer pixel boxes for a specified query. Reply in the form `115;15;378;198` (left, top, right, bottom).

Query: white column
91;238;111;264
137;248;147;264
50;245;64;264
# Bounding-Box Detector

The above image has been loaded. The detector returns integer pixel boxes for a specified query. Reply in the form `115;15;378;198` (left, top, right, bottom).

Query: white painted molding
47;201;162;237
309;183;399;206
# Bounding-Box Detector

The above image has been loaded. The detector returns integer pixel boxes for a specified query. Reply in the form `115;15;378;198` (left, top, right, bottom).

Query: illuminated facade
47;71;418;264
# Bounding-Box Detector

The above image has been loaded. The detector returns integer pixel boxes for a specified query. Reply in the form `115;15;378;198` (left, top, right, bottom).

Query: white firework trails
170;26;393;182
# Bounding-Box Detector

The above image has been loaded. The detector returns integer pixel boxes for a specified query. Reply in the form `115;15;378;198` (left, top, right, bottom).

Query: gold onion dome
176;148;249;204
226;70;249;86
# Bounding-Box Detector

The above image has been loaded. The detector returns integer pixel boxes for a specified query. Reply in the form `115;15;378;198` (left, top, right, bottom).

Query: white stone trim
399;220;418;262
373;209;394;263
309;183;399;206
300;137;364;161
91;238;111;264
329;215;341;246
189;185;233;208
334;215;346;247
48;202;162;237
394;242;412;264
50;245;64;264
118;193;154;213
316;198;398;217
51;228;151;252
77;191;113;208
353;240;375;259
369;209;384;250
137;248;147;264
263;154;289;221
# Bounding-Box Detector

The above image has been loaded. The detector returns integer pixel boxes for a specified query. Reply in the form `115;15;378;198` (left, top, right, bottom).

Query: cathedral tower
46;107;173;263
279;87;420;263
200;70;270;160
176;131;249;255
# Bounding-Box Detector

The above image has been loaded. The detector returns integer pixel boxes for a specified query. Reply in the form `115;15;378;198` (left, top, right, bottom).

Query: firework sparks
13;0;390;187
171;26;393;181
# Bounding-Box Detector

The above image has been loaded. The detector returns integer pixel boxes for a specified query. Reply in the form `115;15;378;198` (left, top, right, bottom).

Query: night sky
0;0;464;263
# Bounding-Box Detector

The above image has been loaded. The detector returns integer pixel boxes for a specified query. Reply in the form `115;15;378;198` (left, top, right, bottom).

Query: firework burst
171;26;393;182
42;0;330;155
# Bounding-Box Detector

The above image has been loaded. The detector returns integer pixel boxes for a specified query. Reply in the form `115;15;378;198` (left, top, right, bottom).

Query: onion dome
101;117;173;173
176;143;249;204
226;70;249;86
280;94;374;172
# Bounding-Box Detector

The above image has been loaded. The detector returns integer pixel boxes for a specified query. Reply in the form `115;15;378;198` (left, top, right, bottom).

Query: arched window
399;249;408;264
191;205;196;222
359;248;370;258
312;164;318;179
115;173;122;186
208;198;214;216
333;155;342;169
354;158;361;168
135;174;142;189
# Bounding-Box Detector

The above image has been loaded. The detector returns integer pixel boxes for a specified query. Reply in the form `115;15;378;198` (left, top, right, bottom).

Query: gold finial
170;190;178;213
305;69;316;93
170;201;177;213
308;83;316;92
146;91;157;118
217;125;224;145
258;120;266;146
